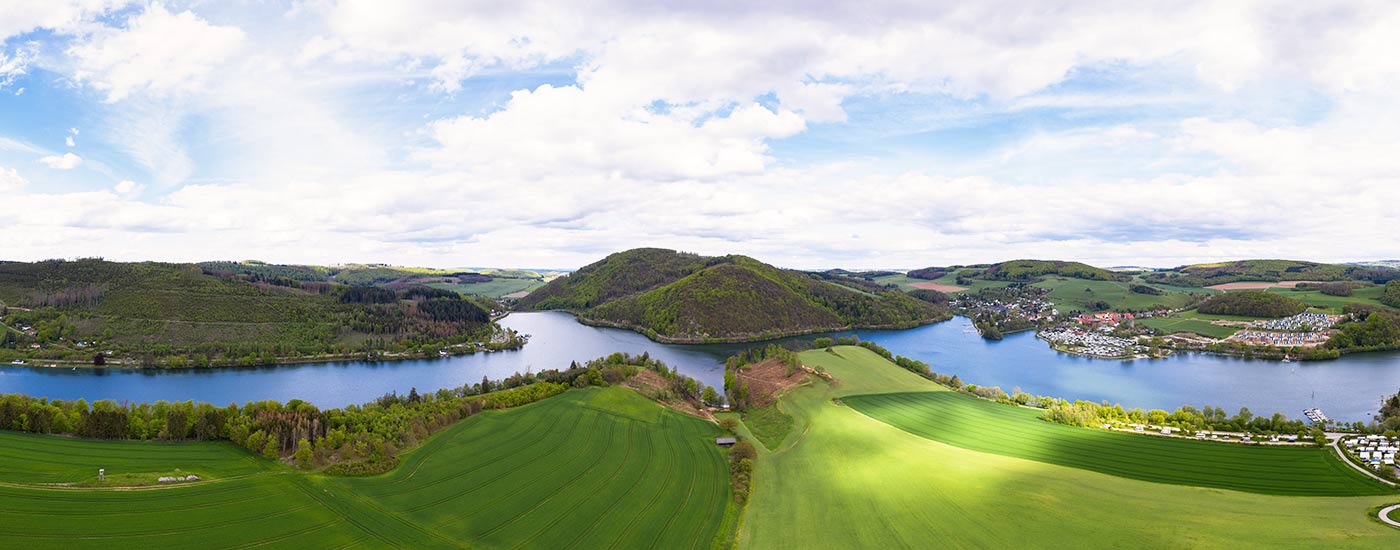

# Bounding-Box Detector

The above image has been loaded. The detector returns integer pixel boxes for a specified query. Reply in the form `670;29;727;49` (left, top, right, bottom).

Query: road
1380;504;1400;529
1329;437;1398;488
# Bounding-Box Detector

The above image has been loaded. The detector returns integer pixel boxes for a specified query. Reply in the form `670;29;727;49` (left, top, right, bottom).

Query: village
1037;326;1144;359
1341;434;1400;475
1227;330;1332;348
1248;312;1339;331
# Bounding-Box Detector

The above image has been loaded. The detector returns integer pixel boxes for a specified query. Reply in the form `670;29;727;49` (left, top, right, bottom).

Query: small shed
716;437;737;447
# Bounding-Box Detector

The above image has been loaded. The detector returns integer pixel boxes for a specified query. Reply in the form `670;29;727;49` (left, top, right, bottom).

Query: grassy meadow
1267;286;1397;314
1139;317;1239;338
0;430;269;485
1034;276;1208;311
0;386;731;549
736;346;1400;549
846;391;1385;495
426;277;545;299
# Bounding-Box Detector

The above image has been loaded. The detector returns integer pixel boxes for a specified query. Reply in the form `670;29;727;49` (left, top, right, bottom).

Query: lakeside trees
1381;280;1400;308
0;353;716;473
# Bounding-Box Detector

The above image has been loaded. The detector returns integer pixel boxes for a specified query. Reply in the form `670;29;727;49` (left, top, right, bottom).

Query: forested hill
0;259;509;367
1142;260;1400;287
905;260;1126;282
975;260;1127;281
519;249;950;342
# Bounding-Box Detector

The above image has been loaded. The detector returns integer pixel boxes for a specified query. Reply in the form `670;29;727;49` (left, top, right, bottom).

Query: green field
0;431;270;484
1267;286;1397;314
427;278;545;299
1140;317;1239;338
0;387;731;549
1033;276;1209;311
845;391;1385;495
740;402;794;451
876;272;1212;312
737;346;1400;549
875;272;1012;293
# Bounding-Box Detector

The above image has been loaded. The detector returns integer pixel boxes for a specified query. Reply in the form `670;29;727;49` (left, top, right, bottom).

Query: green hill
976;259;1129;282
737;346;1399;549
0;259;505;367
519;249;949;342
1143;259;1400;287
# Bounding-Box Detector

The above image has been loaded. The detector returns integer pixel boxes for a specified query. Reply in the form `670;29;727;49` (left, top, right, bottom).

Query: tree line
0;353;706;474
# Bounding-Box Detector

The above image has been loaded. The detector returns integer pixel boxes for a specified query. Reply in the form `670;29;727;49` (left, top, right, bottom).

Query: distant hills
518;248;950;343
904;260;1128;283
0;259;504;367
1141;260;1399;287
197;260;562;299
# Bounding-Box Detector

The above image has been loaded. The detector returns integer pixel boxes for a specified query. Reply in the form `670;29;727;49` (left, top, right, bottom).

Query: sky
1;1;1397;270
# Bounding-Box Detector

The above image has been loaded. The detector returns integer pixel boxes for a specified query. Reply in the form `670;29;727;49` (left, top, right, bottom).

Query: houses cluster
1228;330;1331;348
1038;327;1139;358
951;292;1055;320
1249;312;1338;332
1075;311;1134;330
1194;431;1299;443
1343;435;1400;472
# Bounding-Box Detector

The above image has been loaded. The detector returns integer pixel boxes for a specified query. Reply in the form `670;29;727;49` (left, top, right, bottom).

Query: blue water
1;312;1398;422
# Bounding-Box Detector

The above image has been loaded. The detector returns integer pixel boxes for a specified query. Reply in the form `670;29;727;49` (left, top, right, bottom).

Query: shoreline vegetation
0;352;720;476
2;339;1397;547
572;311;943;344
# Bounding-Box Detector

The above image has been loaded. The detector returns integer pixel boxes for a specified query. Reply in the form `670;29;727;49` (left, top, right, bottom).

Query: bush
1129;284;1163;296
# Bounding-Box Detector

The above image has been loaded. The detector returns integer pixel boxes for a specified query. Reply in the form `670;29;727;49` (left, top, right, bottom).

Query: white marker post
98;468;105;481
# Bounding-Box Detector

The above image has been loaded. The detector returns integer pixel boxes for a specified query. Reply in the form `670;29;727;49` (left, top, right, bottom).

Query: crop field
1267;286;1397;313
874;273;1010;293
1034;277;1205;311
0;387;730;549
845;391;1387;496
0;430;270;484
0;476;371;548
334;386;731;549
1139;317;1239;338
737;346;1400;549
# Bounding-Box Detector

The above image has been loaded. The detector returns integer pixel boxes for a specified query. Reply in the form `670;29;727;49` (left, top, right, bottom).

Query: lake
2;312;1398;422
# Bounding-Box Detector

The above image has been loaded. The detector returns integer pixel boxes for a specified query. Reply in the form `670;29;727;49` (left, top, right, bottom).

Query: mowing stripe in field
845;391;1391;496
0;387;731;548
331;386;732;549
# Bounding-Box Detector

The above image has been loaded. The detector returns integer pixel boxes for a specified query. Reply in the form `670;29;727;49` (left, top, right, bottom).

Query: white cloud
68;3;246;102
3;1;1400;268
65;136;76;147
414;85;804;180
0;41;38;89
0;0;132;40
0;166;28;191
38;152;83;170
113;179;143;194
